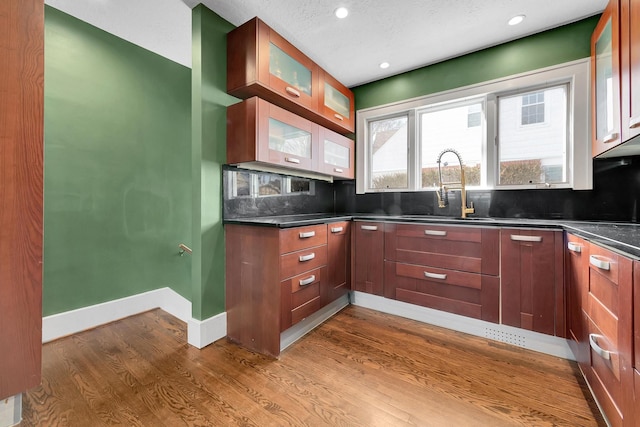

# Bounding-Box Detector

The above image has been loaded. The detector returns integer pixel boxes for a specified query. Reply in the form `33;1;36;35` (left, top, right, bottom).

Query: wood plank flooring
21;306;605;426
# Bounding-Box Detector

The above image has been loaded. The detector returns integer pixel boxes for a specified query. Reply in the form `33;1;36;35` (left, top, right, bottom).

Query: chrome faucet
435;149;475;219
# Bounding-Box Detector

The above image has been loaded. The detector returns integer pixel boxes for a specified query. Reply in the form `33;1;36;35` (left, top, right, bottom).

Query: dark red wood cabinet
581;245;634;427
226;222;350;358
352;222;385;296
0;0;44;400
383;223;500;323
227;17;355;134
501;229;564;336
621;0;640;142
325;221;351;304
565;234;590;367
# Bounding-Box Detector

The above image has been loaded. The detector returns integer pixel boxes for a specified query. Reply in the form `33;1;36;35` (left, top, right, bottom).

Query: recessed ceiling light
508;15;525;26
335;7;349;19
379;62;390;69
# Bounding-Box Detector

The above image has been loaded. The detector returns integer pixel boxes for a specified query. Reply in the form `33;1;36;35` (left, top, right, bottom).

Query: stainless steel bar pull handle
299;231;316;239
589;255;610;271
603;132;619;143
285;86;301;97
334;113;344;121
424;271;447;280
299;253;315;262
630;115;640;129
567;242;582;253
285;157;301;164
299;275;316;286
510;235;543;242
424;230;447;236
330;226;343;233
361;225;378;231
589;334;611;360
333;168;344;173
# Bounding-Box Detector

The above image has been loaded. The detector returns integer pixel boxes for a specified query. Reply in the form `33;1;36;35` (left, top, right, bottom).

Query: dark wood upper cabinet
501;229;564;336
227;96;319;173
592;0;622;157
227;17;355;134
318;127;355;179
318;69;355;133
621;0;640;141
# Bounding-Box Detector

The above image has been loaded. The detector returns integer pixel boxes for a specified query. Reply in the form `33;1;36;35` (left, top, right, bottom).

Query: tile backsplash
224;156;640;222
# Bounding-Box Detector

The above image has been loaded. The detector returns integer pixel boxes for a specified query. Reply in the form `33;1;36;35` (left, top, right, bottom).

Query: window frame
356;59;592;194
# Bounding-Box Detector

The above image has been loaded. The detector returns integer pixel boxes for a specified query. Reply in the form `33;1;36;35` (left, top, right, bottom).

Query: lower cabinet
584;244;635;427
226;222;347;358
383;223;500;322
565;234;635;427
501;229;565;336
565;234;590;366
326;221;351;304
352;221;385;296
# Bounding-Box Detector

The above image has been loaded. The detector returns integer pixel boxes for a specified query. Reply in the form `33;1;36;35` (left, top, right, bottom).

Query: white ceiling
194;0;607;87
46;0;607;89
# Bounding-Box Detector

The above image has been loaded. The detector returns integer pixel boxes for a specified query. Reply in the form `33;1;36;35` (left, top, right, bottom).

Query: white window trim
356;58;592;194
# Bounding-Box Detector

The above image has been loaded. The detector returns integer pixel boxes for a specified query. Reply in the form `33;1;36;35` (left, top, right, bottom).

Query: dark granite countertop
223;214;640;259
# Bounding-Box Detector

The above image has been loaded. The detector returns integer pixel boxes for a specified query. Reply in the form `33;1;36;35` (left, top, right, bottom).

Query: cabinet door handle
589;334;611;360
424;230;447;236
285;157;301;164
424;271;447;280
299;275;316;286
334;113;344;121
567;242;582;253
330;226;343;233
285;86;301;98
333;168;344;173
510;235;542;242
589;255;610;271
299;231;316;239
299;253;316;262
361;225;378;231
630;115;640;129
603;132;619;144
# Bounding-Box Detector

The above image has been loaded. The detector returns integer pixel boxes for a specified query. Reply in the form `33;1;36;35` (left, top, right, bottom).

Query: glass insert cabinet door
323;139;349;168
266;117;315;170
269;43;313;99
324;82;350;119
319;128;354;178
592;1;621;157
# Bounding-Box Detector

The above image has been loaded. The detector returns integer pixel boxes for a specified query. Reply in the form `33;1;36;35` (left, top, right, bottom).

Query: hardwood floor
21;306;605;426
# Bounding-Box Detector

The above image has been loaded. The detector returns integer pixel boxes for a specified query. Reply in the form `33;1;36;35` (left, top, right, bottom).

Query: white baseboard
42;287;226;349
351;291;574;360
188;312;227;349
0;395;20;427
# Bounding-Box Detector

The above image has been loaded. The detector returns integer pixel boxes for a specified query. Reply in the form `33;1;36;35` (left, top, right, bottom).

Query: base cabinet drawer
384;261;499;323
281;267;325;332
580;242;634;427
280;245;328;280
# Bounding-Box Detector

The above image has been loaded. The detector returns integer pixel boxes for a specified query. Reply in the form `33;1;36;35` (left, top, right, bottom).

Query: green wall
353;16;600;110
43;6;192;316
191;5;237;320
